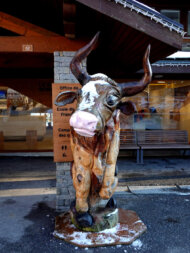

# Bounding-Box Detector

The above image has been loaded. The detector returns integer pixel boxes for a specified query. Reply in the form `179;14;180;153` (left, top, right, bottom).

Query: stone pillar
56;162;75;212
54;51;86;212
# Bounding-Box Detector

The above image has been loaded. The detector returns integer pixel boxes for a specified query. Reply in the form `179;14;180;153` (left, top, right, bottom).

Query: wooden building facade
0;0;190;154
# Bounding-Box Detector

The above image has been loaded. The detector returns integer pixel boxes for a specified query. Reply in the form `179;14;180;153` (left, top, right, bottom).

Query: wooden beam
0;52;53;69
0;11;58;36
76;0;183;49
0;36;87;53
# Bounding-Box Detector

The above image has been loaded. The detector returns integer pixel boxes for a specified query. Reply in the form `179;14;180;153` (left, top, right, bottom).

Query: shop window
161;10;180;23
0;87;53;152
120;81;190;141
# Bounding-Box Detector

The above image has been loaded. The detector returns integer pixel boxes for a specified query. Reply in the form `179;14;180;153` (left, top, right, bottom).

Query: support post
54;51;86;212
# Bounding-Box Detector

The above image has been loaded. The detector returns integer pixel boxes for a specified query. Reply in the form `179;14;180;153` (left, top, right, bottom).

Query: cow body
55;32;152;228
68;76;122;212
70;109;120;212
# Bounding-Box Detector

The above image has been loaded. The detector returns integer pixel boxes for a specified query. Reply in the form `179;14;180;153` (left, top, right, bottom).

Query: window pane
161;10;180;23
120;81;190;141
0;87;53;152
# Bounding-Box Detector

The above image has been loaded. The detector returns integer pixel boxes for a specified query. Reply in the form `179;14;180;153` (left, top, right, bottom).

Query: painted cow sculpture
55;32;152;228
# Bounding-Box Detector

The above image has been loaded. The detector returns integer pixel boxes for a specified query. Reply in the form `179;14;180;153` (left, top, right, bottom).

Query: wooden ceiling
0;0;184;77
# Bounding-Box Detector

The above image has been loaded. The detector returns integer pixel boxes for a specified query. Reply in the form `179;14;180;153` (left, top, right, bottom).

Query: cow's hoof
70;200;94;228
106;197;117;208
75;212;94;228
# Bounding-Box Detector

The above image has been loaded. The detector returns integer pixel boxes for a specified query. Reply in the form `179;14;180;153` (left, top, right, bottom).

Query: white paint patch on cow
91;73;109;80
78;80;109;111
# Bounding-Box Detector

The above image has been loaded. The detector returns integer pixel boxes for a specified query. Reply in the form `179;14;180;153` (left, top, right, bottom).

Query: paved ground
0;156;190;253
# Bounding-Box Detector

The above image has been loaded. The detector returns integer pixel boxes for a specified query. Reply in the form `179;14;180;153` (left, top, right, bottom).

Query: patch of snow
132;239;143;249
97;234;115;244
71;232;94;246
84;248;88;250
116;244;122;248
54;220;144;247
68;223;76;229
120;226;129;232
168;51;190;58
119;237;132;243
134;220;142;224
101;224;120;234
132;0;159;13
106;208;118;217
185;199;190;202
53;231;66;240
129;230;136;235
113;0;184;36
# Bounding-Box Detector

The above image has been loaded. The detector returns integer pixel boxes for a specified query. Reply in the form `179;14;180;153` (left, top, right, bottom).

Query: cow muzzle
70;111;99;137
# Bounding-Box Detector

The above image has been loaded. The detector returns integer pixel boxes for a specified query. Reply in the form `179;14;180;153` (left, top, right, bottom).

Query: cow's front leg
99;110;120;199
72;158;91;212
70;133;93;212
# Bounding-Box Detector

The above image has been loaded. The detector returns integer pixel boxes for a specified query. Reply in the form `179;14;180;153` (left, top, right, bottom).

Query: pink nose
70;111;98;132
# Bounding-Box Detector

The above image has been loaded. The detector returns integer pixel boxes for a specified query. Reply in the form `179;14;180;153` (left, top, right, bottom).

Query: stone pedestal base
53;209;147;247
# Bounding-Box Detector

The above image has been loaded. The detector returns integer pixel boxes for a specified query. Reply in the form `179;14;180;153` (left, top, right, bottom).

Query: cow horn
70;32;100;86
118;45;152;97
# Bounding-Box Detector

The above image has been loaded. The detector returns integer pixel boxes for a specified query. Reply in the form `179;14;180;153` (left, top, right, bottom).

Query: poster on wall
52;83;81;162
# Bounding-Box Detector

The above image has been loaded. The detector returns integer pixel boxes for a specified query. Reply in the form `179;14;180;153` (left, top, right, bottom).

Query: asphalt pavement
0;156;190;253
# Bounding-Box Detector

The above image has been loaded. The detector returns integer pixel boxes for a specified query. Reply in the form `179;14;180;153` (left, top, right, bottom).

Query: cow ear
54;91;77;106
117;100;137;115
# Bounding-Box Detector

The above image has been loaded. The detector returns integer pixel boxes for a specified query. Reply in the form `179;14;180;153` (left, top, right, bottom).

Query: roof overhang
76;0;184;78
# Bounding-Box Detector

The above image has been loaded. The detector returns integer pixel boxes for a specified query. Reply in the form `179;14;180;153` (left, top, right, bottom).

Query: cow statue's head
55;32;152;138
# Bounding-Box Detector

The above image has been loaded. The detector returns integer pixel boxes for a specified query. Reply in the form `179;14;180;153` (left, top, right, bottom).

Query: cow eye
106;95;118;106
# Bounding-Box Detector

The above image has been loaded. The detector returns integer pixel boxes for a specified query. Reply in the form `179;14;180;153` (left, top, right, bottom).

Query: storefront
0;0;189;156
120;80;190;141
0;77;190;153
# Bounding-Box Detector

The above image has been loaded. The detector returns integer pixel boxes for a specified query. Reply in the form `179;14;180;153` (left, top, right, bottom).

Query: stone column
54;51;86;212
56;162;74;212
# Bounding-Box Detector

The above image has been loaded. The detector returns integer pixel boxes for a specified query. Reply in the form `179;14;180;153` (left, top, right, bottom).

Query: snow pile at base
54;220;144;246
132;239;143;250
